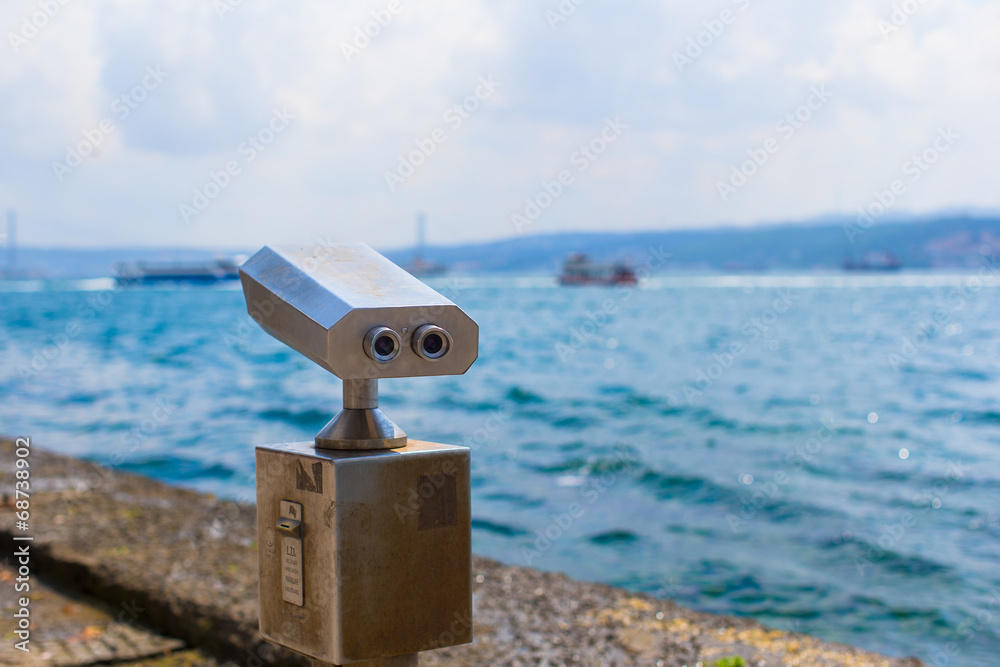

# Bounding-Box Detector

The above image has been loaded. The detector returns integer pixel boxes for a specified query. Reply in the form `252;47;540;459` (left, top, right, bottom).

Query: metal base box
256;441;472;664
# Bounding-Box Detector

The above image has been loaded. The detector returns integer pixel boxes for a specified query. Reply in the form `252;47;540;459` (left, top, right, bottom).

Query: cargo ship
114;258;241;285
558;253;638;286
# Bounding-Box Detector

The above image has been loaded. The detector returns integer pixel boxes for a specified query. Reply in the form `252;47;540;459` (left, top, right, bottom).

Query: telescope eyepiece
412;324;452;361
364;326;402;363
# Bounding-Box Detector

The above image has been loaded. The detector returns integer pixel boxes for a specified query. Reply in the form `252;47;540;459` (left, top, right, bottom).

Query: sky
1;0;998;250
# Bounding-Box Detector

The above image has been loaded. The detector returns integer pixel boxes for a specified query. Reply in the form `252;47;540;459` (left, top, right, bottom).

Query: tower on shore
6;210;16;271
415;212;426;266
408;212;446;277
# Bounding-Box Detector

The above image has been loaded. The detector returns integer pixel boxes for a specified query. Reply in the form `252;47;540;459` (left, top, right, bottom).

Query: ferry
114;258;241;285
558;253;638;286
406;257;447;278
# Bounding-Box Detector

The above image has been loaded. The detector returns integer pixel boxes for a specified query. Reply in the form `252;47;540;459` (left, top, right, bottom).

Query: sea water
1;273;998;666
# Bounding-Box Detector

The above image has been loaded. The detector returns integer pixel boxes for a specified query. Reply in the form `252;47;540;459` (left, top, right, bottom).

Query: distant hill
382;214;1000;273
5;214;999;279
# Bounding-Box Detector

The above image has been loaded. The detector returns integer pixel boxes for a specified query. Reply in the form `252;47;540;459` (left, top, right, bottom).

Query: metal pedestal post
312;655;418;667
313;379;418;667
242;244;476;666
315;379;407;450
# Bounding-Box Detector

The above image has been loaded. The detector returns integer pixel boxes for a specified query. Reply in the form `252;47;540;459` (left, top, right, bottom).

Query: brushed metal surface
314;407;407;451
342;379;378;410
240;243;479;449
312;656;417;667
257;440;472;665
239;244;478;380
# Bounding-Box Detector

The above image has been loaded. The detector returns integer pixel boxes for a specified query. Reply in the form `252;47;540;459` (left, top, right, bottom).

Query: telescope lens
411;324;452;360
422;333;443;356
374;335;396;357
364;326;402;363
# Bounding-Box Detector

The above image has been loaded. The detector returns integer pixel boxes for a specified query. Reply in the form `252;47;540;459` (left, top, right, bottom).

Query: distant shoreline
4;214;999;278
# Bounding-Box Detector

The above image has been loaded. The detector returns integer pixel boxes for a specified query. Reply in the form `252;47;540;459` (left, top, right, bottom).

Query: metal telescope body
240;243;478;666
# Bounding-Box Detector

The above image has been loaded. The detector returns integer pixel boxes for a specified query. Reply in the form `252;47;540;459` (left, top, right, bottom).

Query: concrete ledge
0;439;926;667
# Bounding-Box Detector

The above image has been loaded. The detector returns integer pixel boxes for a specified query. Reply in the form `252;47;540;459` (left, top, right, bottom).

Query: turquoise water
2;273;999;666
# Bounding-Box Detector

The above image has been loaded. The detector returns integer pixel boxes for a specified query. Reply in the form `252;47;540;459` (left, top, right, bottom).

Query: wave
636;468;731;504
506;386;545;404
588;529;640;546
831;538;955;579
523;448;642;476
947;369;992;382
551;415;596;430
112;456;237;482
0;278;117;293
471;518;527;537
258;407;329;427
965;410;1000;425
481;491;546;509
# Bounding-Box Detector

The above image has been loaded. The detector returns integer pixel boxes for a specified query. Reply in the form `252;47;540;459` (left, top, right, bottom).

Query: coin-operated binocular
240;243;477;666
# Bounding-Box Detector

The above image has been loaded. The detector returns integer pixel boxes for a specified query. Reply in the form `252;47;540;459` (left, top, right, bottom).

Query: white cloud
1;0;998;249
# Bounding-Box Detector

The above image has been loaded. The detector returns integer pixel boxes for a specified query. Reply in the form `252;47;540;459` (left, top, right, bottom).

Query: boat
558;253;638;286
406;256;447;277
842;252;902;272
114;258;241;285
